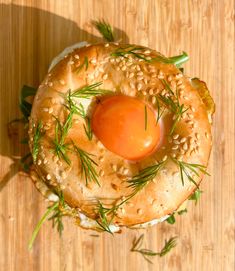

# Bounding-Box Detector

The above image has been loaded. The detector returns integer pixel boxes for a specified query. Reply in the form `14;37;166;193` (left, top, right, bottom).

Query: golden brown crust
29;43;214;226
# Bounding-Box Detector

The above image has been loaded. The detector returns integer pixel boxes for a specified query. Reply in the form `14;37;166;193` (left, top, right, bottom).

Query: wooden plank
0;0;234;270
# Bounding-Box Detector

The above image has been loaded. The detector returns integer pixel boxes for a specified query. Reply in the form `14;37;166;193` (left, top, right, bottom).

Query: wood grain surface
0;1;234;270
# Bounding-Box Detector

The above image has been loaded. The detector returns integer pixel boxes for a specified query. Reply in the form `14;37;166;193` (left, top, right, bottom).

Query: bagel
28;42;215;232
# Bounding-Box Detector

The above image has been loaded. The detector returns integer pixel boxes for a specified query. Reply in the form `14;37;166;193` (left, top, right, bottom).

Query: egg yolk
91;95;161;161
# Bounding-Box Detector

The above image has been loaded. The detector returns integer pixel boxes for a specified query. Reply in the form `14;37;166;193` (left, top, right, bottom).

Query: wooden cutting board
0;1;234;270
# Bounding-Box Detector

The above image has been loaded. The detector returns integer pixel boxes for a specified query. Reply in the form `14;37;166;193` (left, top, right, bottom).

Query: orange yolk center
91;95;161;161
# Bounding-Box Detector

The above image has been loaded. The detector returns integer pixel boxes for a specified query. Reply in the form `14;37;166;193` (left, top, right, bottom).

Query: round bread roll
28;43;215;230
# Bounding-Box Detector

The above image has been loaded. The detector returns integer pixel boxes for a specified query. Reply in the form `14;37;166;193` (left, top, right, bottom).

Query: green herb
48;192;66;236
95;201;115;234
111;46;189;67
66;82;111;141
158;79;188;135
20;152;33;172
28;192;66;250
127;161;165;194
96;161;166;231
130;234;177;263
83;117;93;141
144;105;147;130
73;144;99;186
189;189;203;205
75;56;89;74
177;208;187;215
19;85;37;120
172;158;210;188
32;121;43;162
70;82;111;99
166;214;176;224
111;46;150;61
52;116;73;165
155;96;165;123
92;20;115;42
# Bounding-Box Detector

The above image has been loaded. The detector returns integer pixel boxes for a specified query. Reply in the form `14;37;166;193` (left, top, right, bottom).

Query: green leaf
189;189;203;205
19;85;37;120
92;20;115;42
166;214;176;224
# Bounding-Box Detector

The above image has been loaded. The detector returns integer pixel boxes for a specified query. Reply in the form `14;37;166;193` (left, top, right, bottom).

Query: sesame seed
173;134;179;139
59;79;65;85
195;133;200;139
121;66;127;71
99;156;104;162
74;54;79;59
172;145;179;150
188;120;194;125
183;143;188;151
144;50;151;54
171;153;176;158
46;174;51;180
136;65;141;71
99;170;104;177
151;96;156;104
137;76;143;81
168;75;173;82
42;108;49;112
151;73;157;78
69;60;74;65
173;140;180;144
110;58;115;63
130;82;135;89
129;72;134;78
61;172;67;179
137;71;143;76
142;90;147;96
137;209;143;215
158;74;164;79
90;58;97;65
149;88;154;95
180;137;187;143
48;82;53;87
37;159;42;165
137;83;142;91
112;164;117;172
48;108;53;114
123;168;129;175
183;96;189;100
162;155;168;161
144;78;148;84
104;43;109;47
189;138;194;144
120;208;125;214
205;132;209;139
43;158;48;165
102;74;108;80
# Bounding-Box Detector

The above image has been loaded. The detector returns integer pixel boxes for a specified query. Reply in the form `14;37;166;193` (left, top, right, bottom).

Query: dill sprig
189;189;203;205
66;82;111;141
111;46;189;66
127;161;165;194
92;19;115;42
48;192;66;236
95;201;116;234
131;234;177;263
75;56;88;74
172;158;210;187
28;192;65;250
20;152;33;172
158;79;188;135
155;96;165;123
96;161;165;232
70;82;111;99
52;115;73;165
32;121;43;162
73;144;99;186
111;46;150;61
